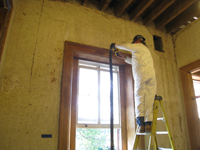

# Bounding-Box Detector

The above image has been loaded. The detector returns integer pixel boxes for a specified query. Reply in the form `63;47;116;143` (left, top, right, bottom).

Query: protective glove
110;43;119;56
114;49;119;56
110;43;116;50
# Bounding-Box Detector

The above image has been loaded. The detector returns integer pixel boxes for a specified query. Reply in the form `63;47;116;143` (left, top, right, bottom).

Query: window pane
193;81;200;118
100;71;119;124
78;68;98;124
193;81;200;96
196;98;200;118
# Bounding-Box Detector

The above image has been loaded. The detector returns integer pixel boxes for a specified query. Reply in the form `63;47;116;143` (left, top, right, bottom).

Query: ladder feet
155;95;162;100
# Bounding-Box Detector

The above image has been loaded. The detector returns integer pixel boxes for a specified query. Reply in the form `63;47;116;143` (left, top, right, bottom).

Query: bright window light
76;60;122;150
78;68;98;124
193;80;200;118
77;60;120;127
100;71;119;124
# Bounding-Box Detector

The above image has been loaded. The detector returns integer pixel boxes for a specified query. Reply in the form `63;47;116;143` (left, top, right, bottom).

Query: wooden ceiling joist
130;0;154;21
166;1;200;33
115;0;135;17
82;0;89;6
156;0;197;29
144;0;175;25
100;0;112;11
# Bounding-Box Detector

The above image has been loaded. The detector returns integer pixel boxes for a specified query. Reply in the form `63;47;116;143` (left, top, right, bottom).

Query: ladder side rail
154;136;158;150
159;100;176;150
148;99;159;150
133;126;141;150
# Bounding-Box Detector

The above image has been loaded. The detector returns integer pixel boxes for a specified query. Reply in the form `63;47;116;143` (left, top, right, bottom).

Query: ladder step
136;132;150;135
136;131;168;135
157;148;172;150
156;131;168;134
157;117;165;121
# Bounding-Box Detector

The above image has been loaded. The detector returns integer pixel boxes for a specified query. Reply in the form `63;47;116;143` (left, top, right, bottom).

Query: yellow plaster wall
174;19;200;68
0;0;190;149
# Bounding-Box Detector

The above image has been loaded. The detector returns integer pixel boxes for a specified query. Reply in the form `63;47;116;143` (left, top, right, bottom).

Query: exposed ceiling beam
100;0;112;11
116;0;136;17
82;0;89;6
144;0;175;25
130;0;154;21
166;1;200;33
156;0;197;29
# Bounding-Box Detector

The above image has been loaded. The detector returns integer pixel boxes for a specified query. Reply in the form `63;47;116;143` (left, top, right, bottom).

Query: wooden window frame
179;59;200;150
58;41;135;150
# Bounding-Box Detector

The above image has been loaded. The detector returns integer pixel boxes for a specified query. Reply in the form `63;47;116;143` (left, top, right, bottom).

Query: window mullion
117;72;121;126
98;68;101;125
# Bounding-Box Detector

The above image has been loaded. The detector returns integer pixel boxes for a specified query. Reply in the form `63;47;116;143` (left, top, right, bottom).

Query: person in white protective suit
110;35;157;133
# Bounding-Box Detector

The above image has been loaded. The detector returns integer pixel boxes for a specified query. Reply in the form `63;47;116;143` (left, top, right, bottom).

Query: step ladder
133;95;176;150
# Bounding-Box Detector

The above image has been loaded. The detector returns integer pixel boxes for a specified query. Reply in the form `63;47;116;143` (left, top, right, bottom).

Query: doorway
179;59;200;150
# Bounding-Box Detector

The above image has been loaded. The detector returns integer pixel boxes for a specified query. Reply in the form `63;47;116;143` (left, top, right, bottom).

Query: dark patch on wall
51;77;56;83
0;0;13;62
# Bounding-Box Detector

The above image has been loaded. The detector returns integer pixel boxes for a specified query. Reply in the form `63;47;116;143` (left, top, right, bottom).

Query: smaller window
153;35;164;52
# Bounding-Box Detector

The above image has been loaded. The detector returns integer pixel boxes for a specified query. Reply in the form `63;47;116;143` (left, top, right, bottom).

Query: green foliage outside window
76;128;116;150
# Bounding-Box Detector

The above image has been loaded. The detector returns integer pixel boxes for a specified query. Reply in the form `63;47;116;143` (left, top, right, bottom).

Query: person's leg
135;80;147;133
134;80;146;119
136;116;145;132
144;77;156;122
144;77;156;132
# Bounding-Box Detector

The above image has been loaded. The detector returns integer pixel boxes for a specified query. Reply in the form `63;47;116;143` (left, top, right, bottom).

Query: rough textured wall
174;19;200;68
0;0;189;150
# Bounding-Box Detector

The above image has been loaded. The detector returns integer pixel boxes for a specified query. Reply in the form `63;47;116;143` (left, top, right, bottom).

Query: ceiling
65;0;200;35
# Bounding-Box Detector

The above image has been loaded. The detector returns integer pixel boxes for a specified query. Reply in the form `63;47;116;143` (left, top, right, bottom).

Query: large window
59;41;133;150
76;60;121;150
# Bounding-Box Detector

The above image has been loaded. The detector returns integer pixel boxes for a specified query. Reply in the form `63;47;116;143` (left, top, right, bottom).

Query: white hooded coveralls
115;43;157;122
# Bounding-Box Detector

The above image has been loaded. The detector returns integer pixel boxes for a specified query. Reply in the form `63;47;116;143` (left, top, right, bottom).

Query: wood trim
119;66;127;150
70;58;79;150
0;0;13;62
58;42;74;150
124;64;136;148
59;41;132;150
192;75;200;81
68;41;130;65
179;60;200;150
191;67;200;74
180;59;200;72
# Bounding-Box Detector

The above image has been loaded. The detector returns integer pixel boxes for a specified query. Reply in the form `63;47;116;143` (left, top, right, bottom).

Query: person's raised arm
110;43;132;65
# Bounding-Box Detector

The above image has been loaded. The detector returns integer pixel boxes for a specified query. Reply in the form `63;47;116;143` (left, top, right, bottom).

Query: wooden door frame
179;59;200;150
59;41;135;150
